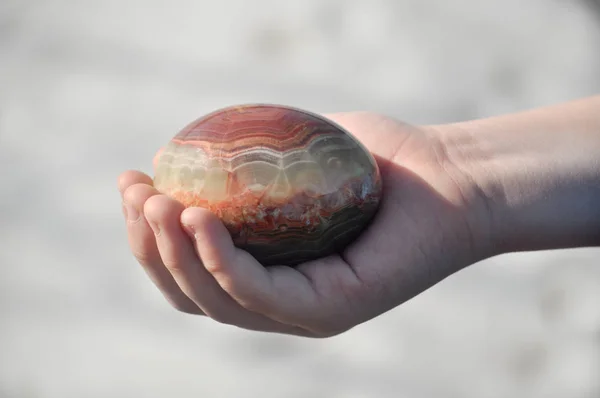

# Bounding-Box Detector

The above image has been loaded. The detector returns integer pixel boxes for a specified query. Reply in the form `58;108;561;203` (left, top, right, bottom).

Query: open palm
118;112;484;337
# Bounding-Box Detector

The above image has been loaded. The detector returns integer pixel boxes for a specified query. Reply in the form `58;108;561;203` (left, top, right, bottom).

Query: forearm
443;96;600;256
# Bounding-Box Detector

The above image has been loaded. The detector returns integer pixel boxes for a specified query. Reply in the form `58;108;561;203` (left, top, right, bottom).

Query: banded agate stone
153;104;382;266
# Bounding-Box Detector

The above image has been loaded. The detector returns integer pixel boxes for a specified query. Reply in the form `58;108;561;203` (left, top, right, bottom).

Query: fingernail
183;224;196;238
148;220;161;236
125;202;140;222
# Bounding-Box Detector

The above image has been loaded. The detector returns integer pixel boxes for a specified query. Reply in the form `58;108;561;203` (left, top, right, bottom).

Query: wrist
438;97;600;257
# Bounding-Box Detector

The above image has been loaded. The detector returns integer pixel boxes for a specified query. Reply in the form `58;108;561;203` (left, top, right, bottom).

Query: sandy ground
1;1;600;397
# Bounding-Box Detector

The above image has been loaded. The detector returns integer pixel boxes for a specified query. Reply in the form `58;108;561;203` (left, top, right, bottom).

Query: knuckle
163;261;186;275
131;249;156;267
203;260;225;275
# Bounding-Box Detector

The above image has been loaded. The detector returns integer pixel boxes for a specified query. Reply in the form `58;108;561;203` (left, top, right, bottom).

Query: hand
118;112;488;337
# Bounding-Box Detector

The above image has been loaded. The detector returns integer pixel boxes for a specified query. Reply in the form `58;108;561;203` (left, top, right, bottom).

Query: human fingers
122;183;203;314
180;207;353;337
143;195;310;335
117;170;153;197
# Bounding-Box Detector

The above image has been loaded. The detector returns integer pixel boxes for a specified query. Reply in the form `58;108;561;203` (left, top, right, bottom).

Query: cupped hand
118;112;488;337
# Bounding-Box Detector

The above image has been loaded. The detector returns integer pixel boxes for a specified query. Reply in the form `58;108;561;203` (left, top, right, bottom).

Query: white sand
1;1;600;397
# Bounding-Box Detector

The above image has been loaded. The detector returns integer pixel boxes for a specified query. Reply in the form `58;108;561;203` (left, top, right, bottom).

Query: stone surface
154;104;381;265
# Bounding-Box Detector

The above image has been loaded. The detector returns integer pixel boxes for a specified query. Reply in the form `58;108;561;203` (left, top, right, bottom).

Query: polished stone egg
154;104;382;266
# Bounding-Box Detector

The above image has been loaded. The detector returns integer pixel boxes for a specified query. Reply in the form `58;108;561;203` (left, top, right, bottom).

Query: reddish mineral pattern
153;104;382;266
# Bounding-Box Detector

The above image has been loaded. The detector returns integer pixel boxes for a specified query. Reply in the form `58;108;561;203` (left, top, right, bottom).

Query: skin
118;96;600;338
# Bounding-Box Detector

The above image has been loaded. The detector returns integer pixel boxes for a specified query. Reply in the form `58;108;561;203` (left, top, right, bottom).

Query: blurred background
1;0;600;397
